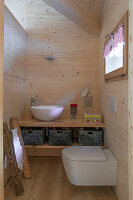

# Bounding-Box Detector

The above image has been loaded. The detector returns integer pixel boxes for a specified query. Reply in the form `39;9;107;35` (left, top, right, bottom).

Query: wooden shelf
21;119;105;157
25;141;77;157
25;141;104;157
19;119;106;128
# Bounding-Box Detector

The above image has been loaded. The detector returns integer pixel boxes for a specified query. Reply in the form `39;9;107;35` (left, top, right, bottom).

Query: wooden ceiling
42;0;105;35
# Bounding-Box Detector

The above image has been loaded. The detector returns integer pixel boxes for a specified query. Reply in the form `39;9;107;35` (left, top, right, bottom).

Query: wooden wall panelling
100;0;129;200
42;0;103;35
128;1;133;199
5;0;105;35
4;1;101;119
4;0;101;122
24;0;101;119
5;0;101;169
73;0;105;17
3;1;130;200
0;0;4;199
4;5;26;184
4;6;26;125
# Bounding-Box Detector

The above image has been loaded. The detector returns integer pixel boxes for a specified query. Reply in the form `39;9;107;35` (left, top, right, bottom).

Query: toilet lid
62;146;107;162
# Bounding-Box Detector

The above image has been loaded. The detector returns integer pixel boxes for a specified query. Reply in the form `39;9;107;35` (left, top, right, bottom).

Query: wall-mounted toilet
62;146;117;186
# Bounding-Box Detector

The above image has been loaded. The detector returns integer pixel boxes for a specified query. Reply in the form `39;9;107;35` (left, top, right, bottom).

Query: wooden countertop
19;118;106;128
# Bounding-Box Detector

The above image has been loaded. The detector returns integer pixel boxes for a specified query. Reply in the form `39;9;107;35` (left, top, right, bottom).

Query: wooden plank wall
4;6;26;125
0;0;4;199
5;0;101;120
3;1;131;199
100;0;129;200
42;0;102;35
4;6;26;184
129;1;133;199
26;0;101;119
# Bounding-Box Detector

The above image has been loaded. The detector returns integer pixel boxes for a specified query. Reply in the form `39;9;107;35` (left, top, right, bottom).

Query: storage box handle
56;130;63;134
28;130;32;133
87;131;93;135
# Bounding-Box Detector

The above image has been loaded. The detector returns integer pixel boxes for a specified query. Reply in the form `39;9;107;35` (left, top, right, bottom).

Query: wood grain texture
4;2;129;200
4;5;26;185
4;6;26;126
3;122;24;196
5;0;105;35
100;0;129;200
19;118;106;128
25;1;101;120
11;118;32;179
26;146;65;157
5;0;101;121
0;0;4;200
128;1;133;199
5;157;117;200
73;0;105;18
42;0;104;35
25;144;69;157
25;142;104;157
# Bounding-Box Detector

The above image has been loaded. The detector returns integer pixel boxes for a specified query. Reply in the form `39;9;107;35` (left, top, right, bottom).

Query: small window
104;12;128;81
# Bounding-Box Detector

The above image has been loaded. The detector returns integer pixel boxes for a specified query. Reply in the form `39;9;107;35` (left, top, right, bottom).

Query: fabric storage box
78;128;104;146
21;127;45;145
48;128;72;146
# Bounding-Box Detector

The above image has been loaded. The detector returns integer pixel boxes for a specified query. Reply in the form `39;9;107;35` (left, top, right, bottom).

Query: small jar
70;104;78;120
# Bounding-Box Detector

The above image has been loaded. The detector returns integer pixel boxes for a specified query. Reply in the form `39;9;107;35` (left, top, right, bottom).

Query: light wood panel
4;0;101;121
5;0;101;120
74;0;105;17
19;118;106;128
4;6;26;185
4;6;26;126
42;0;104;35
25;142;104;157
25;142;79;157
5;0;105;35
5;157;117;200
100;1;129;200
0;1;4;200
14;0;101;120
128;1;133;199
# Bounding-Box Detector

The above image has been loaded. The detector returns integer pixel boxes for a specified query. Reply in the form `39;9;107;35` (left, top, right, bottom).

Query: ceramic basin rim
31;106;64;110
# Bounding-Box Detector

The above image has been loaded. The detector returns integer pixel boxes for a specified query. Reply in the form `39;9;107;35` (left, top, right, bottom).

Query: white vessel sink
31;106;64;121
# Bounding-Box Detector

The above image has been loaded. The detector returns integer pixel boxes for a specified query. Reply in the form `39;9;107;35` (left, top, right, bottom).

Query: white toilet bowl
62;146;117;186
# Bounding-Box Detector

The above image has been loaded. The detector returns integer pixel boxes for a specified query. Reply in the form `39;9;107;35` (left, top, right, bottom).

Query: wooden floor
5;157;117;200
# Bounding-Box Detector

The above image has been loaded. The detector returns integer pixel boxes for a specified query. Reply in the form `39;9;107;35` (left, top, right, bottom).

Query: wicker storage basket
78;128;103;146
48;128;72;146
21;127;45;145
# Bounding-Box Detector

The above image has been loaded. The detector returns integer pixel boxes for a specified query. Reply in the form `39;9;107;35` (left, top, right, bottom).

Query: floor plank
5;157;117;200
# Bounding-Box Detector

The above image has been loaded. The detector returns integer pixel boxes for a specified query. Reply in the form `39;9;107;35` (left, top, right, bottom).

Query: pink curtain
104;26;124;58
